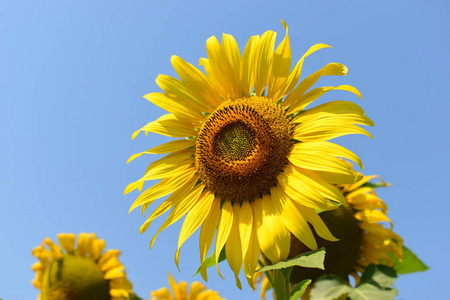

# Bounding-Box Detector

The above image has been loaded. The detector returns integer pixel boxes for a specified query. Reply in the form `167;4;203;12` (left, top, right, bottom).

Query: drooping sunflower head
150;273;224;300
286;172;403;286
127;21;373;288
31;233;134;300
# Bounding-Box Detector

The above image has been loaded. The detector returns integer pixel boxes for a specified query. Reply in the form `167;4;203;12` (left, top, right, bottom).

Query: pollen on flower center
195;96;293;203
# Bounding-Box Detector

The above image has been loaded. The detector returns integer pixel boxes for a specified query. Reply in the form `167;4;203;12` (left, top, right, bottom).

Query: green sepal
193;247;226;276
390;245;429;274
361;182;392;189
256;248;326;273
290;279;312;300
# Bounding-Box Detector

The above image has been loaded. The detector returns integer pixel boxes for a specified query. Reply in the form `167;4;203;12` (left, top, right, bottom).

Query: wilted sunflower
31;233;134;300
150;273;224;300
126;21;373;288
259;172;403;299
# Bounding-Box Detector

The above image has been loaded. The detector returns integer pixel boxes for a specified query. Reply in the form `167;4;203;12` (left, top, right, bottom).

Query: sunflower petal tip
174;252;181;273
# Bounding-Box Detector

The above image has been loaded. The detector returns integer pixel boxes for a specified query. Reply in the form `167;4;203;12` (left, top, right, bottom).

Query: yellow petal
296;101;374;127
254;194;290;263
97;249;121;267
288;85;362;114
343;175;383;193
101;256;122;272
222;33;242;94
278;191;317;250
138;150;193;181
199;199;221;281
57;233;76;253
240;35;259;96
156;74;212;112
127;139;195;163
206;36;240;98
43;237;62;259
284;63;348;107
355;209;392;227
128;168;196;213
175;190;214;268
123;181;144;195
92;239;106;260
243;218;260;289
254;30;277;96
171;55;222;107
76;233;94;256
277;165;341;210
300;205;338;241
225;204;243;289
188;282;206;300
214;201;234;277
144;92;204;121
140;175;199;232
150;183;205;249
151;287;173;300
268;20;291;101
238;201;253;261
282;43;332;97
104;266;125;279
291;141;363;168
132;113;198;139
289;142;363;184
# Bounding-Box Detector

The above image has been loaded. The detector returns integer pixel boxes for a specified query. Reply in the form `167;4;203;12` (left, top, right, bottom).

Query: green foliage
256;248;326;273
391;245;429;274
310;265;398;300
193;248;226;276
290;279;312;300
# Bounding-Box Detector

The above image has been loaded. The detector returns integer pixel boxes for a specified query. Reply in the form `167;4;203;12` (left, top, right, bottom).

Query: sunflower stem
273;268;291;300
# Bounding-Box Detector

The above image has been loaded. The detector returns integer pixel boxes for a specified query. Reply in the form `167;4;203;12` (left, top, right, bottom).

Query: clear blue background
1;0;448;299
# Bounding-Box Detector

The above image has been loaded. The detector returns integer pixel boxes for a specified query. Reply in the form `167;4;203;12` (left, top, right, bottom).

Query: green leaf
359;265;397;289
193;248;226;276
256;248;326;273
290;279;312;300
350;283;397;300
391;245;429;274
310;265;398;300
309;275;352;300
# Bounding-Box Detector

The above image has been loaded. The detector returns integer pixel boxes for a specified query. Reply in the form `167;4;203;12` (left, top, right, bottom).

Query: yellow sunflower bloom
31;233;134;300
150;273;224;300
259;172;403;299
127;21;373;288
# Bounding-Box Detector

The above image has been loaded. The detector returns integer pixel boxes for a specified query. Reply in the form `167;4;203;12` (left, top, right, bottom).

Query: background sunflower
31;233;134;300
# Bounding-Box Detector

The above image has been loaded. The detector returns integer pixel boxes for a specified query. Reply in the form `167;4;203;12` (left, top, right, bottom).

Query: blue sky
1;0;448;299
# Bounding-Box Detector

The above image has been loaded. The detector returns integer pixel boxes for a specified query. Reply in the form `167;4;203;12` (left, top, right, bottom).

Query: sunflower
343;174;403;275
259;172;403;299
31;233;134;300
150;273;224;300
126;21;373;288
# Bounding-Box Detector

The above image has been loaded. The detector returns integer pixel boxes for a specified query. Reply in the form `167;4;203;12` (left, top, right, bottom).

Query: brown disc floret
195;96;294;203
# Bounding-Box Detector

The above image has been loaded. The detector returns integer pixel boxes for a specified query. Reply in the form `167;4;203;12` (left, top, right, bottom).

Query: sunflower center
195;96;293;203
42;255;110;300
213;120;257;162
